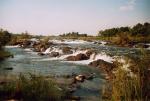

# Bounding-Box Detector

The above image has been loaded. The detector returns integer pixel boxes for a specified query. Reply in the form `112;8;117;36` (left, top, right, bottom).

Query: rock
66;56;76;61
85;73;95;80
66;53;89;61
74;75;86;82
49;52;59;57
37;52;45;56
4;67;13;70
85;50;94;58
21;40;31;48
88;59;115;73
75;53;89;60
62;47;73;54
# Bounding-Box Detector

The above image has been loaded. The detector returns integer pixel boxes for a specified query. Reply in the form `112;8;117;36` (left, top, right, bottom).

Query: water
0;46;106;101
0;42;146;101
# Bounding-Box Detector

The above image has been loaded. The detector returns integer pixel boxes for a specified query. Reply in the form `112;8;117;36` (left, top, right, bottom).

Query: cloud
120;0;136;11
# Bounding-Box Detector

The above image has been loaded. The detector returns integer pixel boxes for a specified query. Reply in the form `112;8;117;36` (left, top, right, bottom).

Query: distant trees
59;32;87;37
98;22;150;37
19;31;32;39
131;22;150;36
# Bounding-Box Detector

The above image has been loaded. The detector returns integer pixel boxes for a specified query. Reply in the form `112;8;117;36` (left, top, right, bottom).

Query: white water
5;45;20;48
43;47;63;54
63;52;114;65
49;39;90;44
32;47;114;65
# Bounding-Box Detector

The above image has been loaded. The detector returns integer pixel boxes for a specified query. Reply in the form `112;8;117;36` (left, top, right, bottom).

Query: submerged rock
4;67;13;70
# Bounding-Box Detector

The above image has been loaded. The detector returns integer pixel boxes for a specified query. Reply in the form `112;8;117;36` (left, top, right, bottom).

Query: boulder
4;67;13;70
62;47;73;54
71;75;86;84
37;52;45;56
85;50;94;58
49;52;59;57
66;53;89;61
88;59;115;73
66;56;76;61
75;53;89;60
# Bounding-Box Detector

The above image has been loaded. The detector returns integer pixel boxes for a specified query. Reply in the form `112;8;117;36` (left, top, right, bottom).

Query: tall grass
0;74;65;101
111;52;150;101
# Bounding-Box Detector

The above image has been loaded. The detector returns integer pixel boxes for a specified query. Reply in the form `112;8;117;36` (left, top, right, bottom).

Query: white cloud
120;0;136;11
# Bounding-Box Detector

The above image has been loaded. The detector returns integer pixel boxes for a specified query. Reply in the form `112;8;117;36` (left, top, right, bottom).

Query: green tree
0;29;11;48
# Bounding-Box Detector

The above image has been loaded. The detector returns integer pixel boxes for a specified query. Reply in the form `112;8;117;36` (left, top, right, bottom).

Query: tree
0;29;11;47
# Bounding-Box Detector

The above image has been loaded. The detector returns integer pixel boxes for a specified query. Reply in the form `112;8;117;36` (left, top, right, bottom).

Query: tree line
59;32;87;37
98;22;150;37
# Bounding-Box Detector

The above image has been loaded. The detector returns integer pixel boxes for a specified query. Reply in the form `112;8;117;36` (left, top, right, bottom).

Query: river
0;41;146;101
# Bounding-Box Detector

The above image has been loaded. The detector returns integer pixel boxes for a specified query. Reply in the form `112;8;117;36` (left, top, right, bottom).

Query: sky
0;0;150;35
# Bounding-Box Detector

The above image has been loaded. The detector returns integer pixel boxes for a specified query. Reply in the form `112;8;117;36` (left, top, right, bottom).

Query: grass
102;51;150;101
0;74;66;101
111;53;150;101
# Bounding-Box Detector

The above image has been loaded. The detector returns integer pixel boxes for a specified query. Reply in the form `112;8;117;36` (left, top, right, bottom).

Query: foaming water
49;39;90;44
5;45;20;48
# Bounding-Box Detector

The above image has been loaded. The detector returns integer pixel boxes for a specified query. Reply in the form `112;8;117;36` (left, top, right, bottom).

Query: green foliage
60;32;87;37
131;22;150;36
0;74;65;101
19;31;32;39
98;22;150;37
0;29;11;47
98;27;130;37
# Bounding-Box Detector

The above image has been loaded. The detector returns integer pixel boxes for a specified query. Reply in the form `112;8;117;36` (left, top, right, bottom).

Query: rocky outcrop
85;50;94;58
66;53;89;61
49;52;59;57
88;59;115;74
66;56;76;61
62;47;73;54
37;52;45;56
76;53;89;60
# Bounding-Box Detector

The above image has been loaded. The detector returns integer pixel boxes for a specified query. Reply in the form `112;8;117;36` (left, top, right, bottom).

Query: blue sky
0;0;150;35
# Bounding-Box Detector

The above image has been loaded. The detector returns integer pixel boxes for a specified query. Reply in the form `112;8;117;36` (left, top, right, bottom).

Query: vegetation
98;22;150;37
0;29;11;48
59;32;87;38
0;74;66;101
97;22;150;46
0;29;12;60
102;51;150;101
